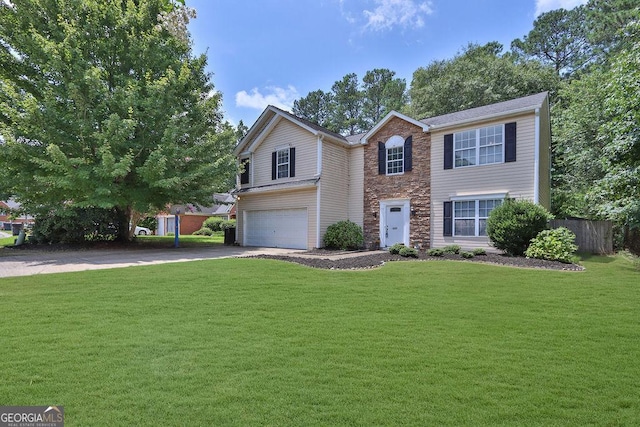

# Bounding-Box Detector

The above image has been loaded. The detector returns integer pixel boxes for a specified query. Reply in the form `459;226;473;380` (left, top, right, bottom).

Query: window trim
385;135;405;176
453;124;505;169
275;147;290;179
450;194;506;237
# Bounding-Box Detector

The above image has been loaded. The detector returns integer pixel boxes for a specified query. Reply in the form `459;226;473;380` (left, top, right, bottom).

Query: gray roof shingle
421;92;548;128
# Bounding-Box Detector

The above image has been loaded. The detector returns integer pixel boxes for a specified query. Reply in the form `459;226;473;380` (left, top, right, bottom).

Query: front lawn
0;255;638;425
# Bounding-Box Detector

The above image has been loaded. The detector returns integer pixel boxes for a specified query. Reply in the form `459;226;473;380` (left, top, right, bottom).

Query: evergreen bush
486;199;553;256
443;244;461;254
389;243;405;254
323;220;364;250
398;246;419;258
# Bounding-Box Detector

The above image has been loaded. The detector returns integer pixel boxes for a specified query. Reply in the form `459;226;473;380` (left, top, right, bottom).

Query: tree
292;89;335;132
361;68;406;128
586;0;640;63
0;0;236;241
511;6;593;77
331;73;365;135
587;24;640;229
408;43;560;119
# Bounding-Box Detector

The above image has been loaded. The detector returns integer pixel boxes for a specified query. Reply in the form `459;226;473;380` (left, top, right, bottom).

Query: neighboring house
0;199;34;231
156;193;236;236
233;92;551;251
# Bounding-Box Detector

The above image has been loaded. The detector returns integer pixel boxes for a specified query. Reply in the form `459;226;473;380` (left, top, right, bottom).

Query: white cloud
535;0;588;16
363;0;433;31
235;85;300;112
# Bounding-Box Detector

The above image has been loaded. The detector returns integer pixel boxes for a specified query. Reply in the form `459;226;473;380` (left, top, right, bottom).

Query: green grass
0;255;638;425
0;235;16;247
0;233;224;249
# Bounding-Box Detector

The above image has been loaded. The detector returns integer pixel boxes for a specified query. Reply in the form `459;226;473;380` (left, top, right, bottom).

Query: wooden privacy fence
550;219;613;254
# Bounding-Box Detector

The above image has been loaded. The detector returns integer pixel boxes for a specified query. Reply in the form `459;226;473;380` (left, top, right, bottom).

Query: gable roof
234;105;348;156
421;92;548;130
361;111;430;145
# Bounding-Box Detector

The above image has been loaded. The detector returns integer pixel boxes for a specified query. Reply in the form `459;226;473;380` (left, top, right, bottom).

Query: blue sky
186;0;586;127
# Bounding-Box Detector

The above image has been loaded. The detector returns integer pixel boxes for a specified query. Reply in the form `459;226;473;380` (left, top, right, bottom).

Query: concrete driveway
0;245;301;278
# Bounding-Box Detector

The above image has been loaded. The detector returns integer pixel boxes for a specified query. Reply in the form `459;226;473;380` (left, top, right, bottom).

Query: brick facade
179;214;209;235
363;117;431;249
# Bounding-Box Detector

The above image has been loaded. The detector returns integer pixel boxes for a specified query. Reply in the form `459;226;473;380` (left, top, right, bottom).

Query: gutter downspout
534;108;540;204
316;135;323;248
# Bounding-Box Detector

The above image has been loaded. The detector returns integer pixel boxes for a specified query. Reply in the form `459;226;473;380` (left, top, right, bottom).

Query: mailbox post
174;209;180;248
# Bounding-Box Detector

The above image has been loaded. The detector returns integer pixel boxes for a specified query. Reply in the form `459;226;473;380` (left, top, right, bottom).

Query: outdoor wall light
411;207;416;216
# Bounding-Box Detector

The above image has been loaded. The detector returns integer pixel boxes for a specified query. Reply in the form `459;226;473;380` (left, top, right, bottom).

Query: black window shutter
271;152;277;180
240;160;250;184
289;147;296;178
404;135;413;171
444;134;453;169
443;201;452;236
505;122;517;162
378;142;386;175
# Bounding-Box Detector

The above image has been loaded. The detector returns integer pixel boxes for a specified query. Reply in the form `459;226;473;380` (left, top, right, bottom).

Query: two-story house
233;92;551;251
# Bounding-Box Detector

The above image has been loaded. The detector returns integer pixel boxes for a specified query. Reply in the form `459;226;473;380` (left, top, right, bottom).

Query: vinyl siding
348;145;364;227
236;188;317;249
251;118;318;187
430;112;537;250
318;141;350;246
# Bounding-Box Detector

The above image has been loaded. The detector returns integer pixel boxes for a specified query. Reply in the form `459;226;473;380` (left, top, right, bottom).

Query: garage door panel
245;209;307;249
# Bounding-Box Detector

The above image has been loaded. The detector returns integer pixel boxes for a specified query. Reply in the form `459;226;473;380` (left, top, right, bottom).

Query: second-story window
277;148;289;178
271;147;295;180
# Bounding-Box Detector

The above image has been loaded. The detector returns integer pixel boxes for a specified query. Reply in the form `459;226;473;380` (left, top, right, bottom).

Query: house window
379;135;411;176
387;146;404;174
240;158;250;185
276;148;289;178
453;125;504;168
452;198;503;236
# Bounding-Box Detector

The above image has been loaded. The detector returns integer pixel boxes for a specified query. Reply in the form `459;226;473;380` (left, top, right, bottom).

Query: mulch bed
250;250;585;271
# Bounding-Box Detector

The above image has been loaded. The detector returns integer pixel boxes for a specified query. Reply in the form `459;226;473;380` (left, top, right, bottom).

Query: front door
385;206;405;246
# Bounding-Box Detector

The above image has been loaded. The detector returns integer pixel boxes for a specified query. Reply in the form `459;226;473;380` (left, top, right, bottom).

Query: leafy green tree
361;68;406;128
408;42;560;118
511;6;593;76
0;0;236;241
587;24;640;229
292;89;336;131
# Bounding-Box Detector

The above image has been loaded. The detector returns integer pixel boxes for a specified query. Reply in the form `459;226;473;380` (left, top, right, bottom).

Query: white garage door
245;209;308;249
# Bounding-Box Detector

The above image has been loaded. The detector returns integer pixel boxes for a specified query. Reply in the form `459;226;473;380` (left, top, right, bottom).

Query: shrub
31;207;120;244
398;246;419;258
443;244;461;254
138;216;157;232
323;220;364;250
427;248;444;256
460;251;475;259
389;243;405;255
203;216;224;232
220;219;236;230
472;248;487;256
486;199;553;256
525;227;578;263
192;227;213;236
